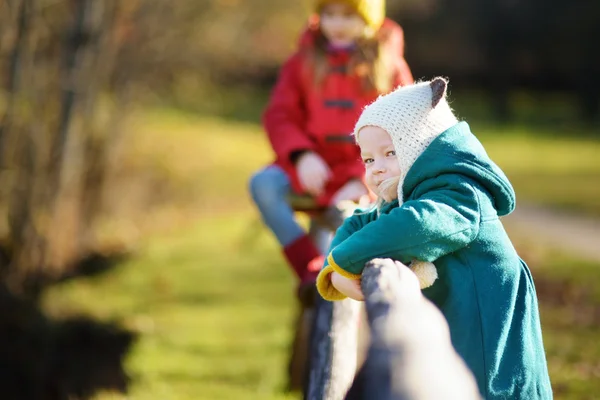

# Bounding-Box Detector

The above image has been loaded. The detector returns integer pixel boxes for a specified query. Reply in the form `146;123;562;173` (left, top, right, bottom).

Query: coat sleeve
316;211;369;300
327;175;482;278
262;52;316;163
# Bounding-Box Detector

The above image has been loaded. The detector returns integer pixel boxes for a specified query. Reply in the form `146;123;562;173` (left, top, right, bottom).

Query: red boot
283;235;321;281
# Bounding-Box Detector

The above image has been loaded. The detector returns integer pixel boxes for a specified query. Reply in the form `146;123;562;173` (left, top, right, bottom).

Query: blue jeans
249;165;306;247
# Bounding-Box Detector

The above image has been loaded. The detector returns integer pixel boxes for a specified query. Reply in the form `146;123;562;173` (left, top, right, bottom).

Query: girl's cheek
367;179;379;194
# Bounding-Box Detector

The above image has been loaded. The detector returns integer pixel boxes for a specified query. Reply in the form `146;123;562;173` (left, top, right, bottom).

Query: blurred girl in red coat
249;0;414;296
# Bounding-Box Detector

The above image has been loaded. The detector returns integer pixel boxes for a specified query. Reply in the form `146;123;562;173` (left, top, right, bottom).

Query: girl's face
357;126;401;202
319;2;366;47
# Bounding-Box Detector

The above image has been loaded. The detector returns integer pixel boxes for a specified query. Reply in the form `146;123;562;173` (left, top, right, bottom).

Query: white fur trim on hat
354;77;458;204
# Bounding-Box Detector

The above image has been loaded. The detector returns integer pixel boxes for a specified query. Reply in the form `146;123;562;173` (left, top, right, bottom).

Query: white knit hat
354;77;459;204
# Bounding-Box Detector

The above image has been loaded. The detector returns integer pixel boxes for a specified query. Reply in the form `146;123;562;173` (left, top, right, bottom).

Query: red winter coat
263;18;414;207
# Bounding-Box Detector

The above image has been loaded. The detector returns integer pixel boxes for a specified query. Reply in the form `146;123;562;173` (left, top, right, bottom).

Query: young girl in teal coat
316;77;553;399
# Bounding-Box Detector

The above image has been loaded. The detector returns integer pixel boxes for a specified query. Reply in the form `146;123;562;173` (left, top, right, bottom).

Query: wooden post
305;296;361;400
304;204;363;400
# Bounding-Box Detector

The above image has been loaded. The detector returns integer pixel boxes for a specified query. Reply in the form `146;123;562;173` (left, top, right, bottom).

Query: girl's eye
386;150;396;157
321;8;335;18
362;158;373;164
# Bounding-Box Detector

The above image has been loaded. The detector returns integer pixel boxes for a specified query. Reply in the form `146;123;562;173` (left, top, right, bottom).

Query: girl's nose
373;159;386;174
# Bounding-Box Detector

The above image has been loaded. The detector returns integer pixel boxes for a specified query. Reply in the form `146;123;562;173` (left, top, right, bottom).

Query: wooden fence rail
307;258;481;400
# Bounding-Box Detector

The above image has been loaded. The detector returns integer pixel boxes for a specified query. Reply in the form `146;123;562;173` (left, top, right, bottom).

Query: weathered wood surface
303;204;362;400
345;258;481;400
305;296;361;400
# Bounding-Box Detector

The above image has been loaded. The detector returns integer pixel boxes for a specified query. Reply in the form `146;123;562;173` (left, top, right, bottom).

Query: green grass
41;107;600;399
45;214;298;400
475;125;600;216
518;242;600;400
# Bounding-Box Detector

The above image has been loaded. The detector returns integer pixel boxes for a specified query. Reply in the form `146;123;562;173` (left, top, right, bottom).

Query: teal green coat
324;122;552;399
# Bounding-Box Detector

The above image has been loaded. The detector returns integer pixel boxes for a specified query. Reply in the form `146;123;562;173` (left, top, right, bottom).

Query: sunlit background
0;1;598;399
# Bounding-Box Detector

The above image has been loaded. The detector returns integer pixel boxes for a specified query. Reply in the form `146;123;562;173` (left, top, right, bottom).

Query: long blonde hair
354;175;401;216
374;175;401;212
304;29;393;94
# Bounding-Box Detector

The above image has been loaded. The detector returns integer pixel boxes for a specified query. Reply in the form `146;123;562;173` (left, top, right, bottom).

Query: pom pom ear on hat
409;260;438;289
430;77;448;108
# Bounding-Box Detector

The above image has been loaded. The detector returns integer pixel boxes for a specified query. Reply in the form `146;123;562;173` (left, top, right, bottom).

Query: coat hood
403;122;516;216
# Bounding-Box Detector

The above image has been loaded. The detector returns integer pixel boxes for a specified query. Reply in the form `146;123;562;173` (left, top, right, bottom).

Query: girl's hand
331;271;364;301
296;152;331;197
330;179;369;205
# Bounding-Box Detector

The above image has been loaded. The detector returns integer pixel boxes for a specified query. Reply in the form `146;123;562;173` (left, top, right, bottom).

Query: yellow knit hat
315;0;386;30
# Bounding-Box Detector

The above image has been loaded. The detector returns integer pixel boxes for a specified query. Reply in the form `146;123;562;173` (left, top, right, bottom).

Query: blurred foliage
0;0;133;296
116;0;309;96
0;0;311;296
147;0;600;122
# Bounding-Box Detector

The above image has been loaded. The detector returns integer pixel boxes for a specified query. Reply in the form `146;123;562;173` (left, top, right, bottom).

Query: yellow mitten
409;260;438;289
316;265;348;301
